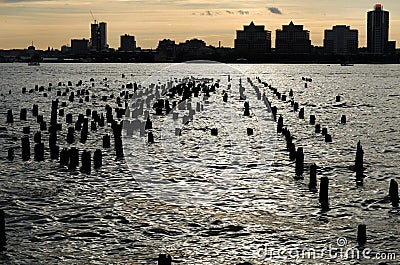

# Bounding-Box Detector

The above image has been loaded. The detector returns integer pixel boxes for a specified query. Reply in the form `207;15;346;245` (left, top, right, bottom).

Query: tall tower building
90;22;99;50
99;22;107;51
367;4;389;54
90;21;107;51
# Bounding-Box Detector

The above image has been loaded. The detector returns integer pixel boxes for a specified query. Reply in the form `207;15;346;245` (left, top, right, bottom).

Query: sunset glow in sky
1;0;400;50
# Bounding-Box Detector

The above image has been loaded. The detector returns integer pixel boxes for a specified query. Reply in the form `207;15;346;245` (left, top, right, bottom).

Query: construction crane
90;10;97;24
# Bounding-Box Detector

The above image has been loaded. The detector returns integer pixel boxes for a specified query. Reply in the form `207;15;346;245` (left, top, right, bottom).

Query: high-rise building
99;22;107;51
276;21;311;54
324;25;358;55
234;21;271;53
119;34;136;52
90;22;99;50
90;21;107;51
367;4;389;54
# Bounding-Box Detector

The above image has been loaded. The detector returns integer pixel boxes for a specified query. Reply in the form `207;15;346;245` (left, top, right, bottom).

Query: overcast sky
1;0;399;49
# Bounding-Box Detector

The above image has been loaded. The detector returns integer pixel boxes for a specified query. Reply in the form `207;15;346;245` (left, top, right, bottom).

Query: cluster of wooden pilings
251;75;398;250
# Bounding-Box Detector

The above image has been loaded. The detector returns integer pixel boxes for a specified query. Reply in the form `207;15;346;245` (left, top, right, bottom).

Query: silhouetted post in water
59;148;69;166
315;124;321;133
336;95;341;102
389;179;399;207
211;128;218;136
68;147;79;170
305;83;308;88
20;108;27;121
67;127;74;144
341;115;347;124
50;100;58;126
223;93;228;102
66;114;73;124
299;108;304;119
81;151;91;174
145;117;152;130
48;129;57;156
357;224;367;246
289;89;293;97
321;127;328;136
295;147;304;177
32;104;38;117
75;120;82;131
289;143;296;161
21;136;30;161
325;134;332;143
34;131;41;143
94;149;102;169
247;128;254;136
310;115;316;125
244;102;250;116
0;210;5;250
7;148;14;161
50;145;59;160
293;102;299;112
277;115;283;133
91;121;97;131
165;100;171;114
40;122;47;131
284;128;291;147
309;164;317;191
319;177;329;210
80;119;88;144
112;122;124;158
34;143;44;161
355;141;364;183
36;115;43;124
271;106;277;121
103;135;111;148
6;110;13;123
148;132;154;144
158;254;172;265
98;114;105;127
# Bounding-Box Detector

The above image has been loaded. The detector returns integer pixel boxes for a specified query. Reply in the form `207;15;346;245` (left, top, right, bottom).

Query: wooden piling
309;163;317;191
389;179;399;207
319;177;329;210
357;224;367;246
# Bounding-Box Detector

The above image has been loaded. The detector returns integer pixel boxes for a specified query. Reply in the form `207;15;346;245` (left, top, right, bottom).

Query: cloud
267;7;282;15
197;10;213;16
237;10;249;15
193;9;249;16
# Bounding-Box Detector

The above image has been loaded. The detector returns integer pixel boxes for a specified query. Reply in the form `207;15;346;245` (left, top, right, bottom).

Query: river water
0;63;399;264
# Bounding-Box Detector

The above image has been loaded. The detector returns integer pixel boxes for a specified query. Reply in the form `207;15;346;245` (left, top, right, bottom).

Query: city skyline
1;0;400;50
